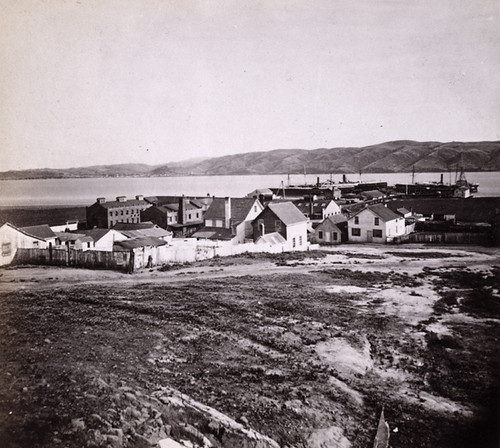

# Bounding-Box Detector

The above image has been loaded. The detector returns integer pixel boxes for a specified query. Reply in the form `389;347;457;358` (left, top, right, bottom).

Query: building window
354;216;359;224
2;243;11;256
333;232;338;241
373;229;383;238
109;211;112;216
115;211;118;216
318;231;323;239
299;235;302;246
374;217;380;226
189;214;192;220
351;228;361;236
121;210;124;215
292;237;296;248
254;206;257;212
275;220;282;232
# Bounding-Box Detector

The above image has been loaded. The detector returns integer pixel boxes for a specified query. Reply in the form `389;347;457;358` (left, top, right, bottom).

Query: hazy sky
1;0;499;170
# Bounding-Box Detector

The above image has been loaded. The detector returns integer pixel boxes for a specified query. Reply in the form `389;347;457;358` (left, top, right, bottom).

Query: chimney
116;196;126;202
178;196;185;224
97;197;106;204
224;197;231;229
135;195;144;201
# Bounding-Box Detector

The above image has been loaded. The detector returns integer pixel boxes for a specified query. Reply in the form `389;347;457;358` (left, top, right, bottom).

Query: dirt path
1;245;498;292
0;245;499;448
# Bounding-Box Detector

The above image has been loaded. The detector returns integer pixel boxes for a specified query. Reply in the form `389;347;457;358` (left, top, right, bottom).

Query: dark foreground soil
0;246;499;447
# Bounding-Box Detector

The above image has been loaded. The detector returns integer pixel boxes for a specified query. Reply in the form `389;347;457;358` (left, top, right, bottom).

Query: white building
347;204;406;243
0;223;49;266
252;202;309;251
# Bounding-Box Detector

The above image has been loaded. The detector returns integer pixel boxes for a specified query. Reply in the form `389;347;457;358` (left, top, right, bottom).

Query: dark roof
113;236;167;250
20;224;56;240
361;190;385;199
55;232;93;243
168;220;203;228
325;214;348;225
93;199;149;209
113;222;156;230
293;199;337;215
192;227;235;240
396;207;411;215
2;222;46;241
204;198;258;224
145;196;211;208
247;188;273;197
351;204;400;222
266;202;307;225
160;204;179;212
80;228;113;242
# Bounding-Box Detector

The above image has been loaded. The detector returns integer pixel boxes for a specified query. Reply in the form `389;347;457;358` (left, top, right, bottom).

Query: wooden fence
391;232;492;245
13;247;133;272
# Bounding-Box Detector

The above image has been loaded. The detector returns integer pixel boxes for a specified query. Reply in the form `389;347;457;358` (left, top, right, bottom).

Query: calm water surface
0;172;498;206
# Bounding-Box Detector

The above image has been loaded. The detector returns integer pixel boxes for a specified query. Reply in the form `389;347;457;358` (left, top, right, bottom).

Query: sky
1;0;499;171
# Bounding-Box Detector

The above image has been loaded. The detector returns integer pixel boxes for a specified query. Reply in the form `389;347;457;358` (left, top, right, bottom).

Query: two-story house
347;204;405;243
193;197;264;244
252;202;308;251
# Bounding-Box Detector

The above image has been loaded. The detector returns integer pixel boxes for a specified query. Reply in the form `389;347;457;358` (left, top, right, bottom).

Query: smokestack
224;197;231;229
178;196;185;224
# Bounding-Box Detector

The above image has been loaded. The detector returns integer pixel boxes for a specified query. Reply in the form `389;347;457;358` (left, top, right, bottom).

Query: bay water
0;171;498;207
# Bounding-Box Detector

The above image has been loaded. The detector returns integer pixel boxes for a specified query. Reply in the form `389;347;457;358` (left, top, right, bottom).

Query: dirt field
0;245;499;448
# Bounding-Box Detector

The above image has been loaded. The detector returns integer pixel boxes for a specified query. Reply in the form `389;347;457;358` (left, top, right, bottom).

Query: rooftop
20;224;56;240
204;198;258;224
266;202;307;225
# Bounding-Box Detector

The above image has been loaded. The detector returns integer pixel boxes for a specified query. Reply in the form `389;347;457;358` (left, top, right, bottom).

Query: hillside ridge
1;140;499;179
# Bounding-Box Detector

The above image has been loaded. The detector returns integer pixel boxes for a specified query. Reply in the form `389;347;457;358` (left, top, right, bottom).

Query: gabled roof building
347;204;405;243
252;202;308;251
193;197;264;244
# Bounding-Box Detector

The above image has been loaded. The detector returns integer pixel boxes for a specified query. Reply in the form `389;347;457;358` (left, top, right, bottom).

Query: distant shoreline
0;169;497;181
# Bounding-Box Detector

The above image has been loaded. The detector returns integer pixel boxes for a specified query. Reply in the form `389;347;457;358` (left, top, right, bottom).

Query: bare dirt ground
0;244;499;448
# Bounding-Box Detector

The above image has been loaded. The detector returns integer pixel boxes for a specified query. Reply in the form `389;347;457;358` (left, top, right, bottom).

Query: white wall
94;230;128;251
322;201;341;218
0;224;48;266
285;222;308;251
348;209;405;243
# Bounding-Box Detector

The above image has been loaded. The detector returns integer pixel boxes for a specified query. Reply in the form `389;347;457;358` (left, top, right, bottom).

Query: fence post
127;250;135;273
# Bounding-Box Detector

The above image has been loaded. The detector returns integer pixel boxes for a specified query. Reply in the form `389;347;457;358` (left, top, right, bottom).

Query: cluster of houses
0;188;416;268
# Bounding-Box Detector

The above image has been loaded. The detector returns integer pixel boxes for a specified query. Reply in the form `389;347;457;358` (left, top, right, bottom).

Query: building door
367;230;373;242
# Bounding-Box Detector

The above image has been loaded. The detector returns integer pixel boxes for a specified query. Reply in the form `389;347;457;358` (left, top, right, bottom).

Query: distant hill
1;140;499;180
